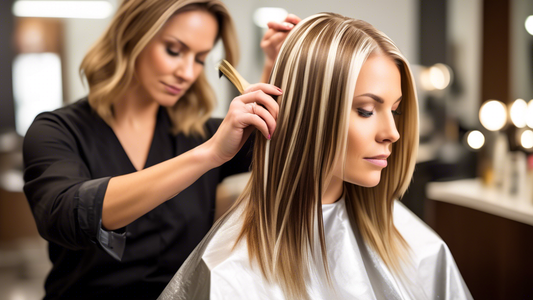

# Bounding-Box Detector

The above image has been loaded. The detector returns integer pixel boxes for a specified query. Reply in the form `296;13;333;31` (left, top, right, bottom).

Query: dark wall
419;0;447;65
0;0;16;131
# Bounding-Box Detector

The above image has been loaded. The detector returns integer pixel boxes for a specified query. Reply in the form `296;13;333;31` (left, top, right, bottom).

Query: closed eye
357;109;373;118
166;47;180;57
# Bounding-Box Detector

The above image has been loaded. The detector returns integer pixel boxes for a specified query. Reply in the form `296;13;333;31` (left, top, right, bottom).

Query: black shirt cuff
77;177;126;261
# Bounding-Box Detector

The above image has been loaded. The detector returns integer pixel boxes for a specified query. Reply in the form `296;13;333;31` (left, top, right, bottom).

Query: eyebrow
354;93;402;104
167;36;211;55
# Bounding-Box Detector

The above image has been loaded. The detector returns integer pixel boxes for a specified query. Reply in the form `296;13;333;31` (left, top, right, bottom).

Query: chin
155;94;181;108
346;172;382;188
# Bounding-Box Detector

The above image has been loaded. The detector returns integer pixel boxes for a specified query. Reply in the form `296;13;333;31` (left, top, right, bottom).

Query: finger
240;90;280;120
239;113;270;139
284;14;301;24
261;28;276;41
266;21;294;31
243;83;282;96
239;126;256;149
268;32;288;48
247;102;276;136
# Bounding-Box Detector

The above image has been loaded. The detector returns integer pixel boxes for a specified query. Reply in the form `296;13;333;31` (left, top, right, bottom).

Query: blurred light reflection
526;15;533;36
253;7;288;29
521;130;533;149
467;130;485;150
12;1;113;19
510;99;527;128
12;53;62;136
479;100;507;131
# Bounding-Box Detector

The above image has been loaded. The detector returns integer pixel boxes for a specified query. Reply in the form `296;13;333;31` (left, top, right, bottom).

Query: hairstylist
22;0;300;299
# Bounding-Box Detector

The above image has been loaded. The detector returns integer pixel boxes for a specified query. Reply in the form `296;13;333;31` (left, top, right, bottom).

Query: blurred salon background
0;0;532;299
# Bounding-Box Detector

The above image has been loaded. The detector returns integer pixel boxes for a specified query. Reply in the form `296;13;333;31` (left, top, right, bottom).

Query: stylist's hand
261;14;302;66
208;83;281;166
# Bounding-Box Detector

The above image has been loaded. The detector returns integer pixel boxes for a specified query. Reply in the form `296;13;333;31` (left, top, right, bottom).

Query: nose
376;113;400;144
175;55;195;82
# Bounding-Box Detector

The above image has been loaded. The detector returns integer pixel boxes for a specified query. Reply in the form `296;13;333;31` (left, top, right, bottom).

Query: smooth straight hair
229;13;419;300
80;0;239;137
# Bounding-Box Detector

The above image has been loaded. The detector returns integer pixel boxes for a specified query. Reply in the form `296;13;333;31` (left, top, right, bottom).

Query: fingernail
284;22;294;28
276;87;283;93
268;134;271;140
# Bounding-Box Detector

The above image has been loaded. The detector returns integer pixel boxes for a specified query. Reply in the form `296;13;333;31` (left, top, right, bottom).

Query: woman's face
334;53;402;188
135;10;218;106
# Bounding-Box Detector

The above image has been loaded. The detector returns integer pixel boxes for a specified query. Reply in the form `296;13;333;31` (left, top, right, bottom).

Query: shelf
426;178;533;226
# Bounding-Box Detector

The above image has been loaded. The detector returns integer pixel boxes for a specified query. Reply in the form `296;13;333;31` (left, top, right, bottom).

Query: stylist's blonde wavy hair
80;0;238;137
230;13;419;299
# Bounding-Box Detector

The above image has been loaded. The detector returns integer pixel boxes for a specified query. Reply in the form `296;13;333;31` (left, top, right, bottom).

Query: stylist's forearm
101;141;219;230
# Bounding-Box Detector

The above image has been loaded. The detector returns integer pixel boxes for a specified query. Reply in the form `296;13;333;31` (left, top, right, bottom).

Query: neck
113;84;159;129
322;174;344;204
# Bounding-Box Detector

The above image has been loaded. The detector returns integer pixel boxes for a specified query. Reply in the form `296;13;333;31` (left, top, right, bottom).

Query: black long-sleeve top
22;99;252;300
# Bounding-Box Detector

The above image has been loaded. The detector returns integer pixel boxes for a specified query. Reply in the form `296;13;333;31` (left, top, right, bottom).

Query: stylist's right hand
207;83;281;166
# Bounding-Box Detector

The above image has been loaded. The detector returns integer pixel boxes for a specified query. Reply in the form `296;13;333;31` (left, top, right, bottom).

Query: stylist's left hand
261;14;301;65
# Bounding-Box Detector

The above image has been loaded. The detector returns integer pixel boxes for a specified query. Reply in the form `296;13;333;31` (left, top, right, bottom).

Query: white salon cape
158;198;473;300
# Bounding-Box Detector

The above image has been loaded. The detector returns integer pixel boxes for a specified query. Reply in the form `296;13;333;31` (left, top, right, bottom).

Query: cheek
346;117;367;161
193;64;204;79
150;47;176;75
342;116;382;187
138;46;174;80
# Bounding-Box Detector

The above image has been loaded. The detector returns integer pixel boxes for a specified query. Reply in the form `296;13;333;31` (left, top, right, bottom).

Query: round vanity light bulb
467;130;485;150
510;99;527;128
526;15;533;36
479;100;507;131
521;130;533;149
429;63;451;90
527;100;533;128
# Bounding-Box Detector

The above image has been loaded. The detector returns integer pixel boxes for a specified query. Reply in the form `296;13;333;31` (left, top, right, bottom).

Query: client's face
135;10;218;107
338;53;402;187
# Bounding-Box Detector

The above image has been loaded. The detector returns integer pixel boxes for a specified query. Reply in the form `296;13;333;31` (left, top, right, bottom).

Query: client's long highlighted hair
232;13;418;299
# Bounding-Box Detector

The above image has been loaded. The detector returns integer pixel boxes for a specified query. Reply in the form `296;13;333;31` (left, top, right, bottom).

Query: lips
161;82;182;95
363;154;390;168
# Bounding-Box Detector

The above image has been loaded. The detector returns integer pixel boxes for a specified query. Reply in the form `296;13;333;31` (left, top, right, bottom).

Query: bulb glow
253;7;288;29
467;130;485;150
420;63;452;91
479;100;507;131
12;1;113;19
429;64;451;90
526;15;533;36
521;130;533;149
527;100;533;128
510;99;527;128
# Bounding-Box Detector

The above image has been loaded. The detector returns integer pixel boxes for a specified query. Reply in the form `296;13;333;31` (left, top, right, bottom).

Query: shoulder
24;98;101;151
393;201;445;249
208;239;281;299
393;204;473;299
393;201;457;269
30;98;97;130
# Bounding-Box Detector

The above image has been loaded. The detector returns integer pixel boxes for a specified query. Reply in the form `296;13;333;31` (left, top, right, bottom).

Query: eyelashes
392;109;402;116
165;47;205;66
166;47;180;57
357;108;402;118
357;109;374;118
